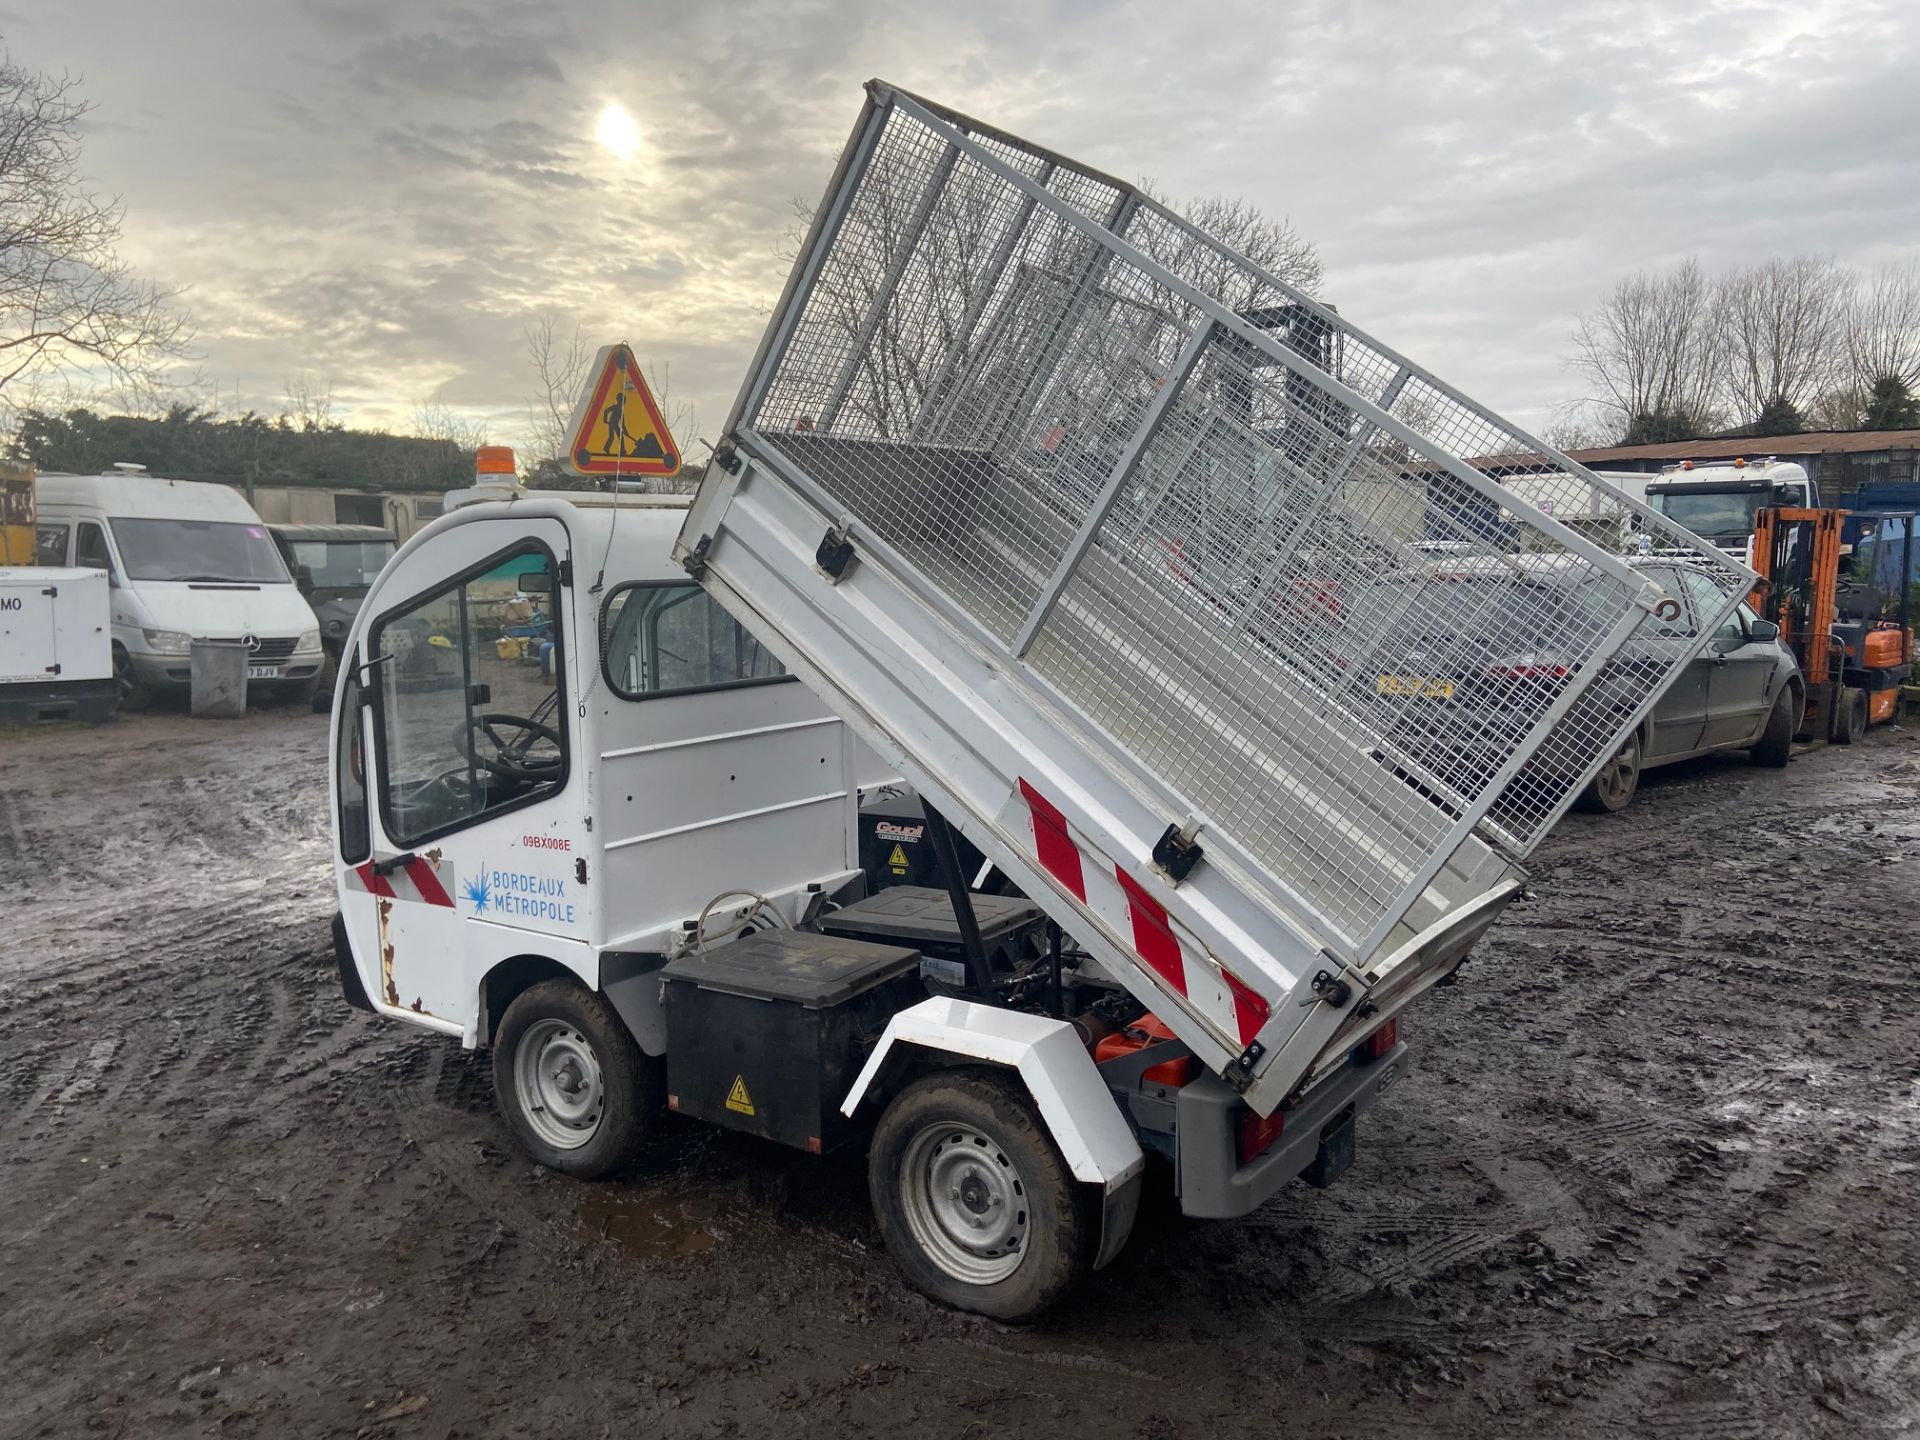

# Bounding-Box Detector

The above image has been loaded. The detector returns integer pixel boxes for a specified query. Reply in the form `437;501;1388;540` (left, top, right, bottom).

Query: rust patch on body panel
378;896;398;1007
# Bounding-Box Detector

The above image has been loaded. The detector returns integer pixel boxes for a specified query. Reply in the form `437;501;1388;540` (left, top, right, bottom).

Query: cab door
1700;599;1779;748
349;518;584;1027
1638;568;1709;758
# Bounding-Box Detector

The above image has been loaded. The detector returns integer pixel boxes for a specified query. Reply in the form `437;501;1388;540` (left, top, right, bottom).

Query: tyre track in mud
2;713;1919;1437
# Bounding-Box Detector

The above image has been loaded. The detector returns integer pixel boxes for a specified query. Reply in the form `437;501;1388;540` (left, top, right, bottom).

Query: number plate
246;665;280;680
1375;674;1455;698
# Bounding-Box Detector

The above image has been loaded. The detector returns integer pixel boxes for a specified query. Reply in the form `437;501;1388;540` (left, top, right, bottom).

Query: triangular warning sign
725;1075;755;1116
888;843;910;869
562;343;680;478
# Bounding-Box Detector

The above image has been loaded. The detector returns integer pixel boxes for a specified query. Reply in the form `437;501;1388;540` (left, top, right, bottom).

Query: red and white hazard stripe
1012;778;1270;1049
345;855;455;908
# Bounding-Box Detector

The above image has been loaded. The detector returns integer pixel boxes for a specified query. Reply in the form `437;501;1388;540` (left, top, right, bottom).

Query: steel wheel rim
899;1122;1029;1286
1596;734;1640;807
514;1018;604;1150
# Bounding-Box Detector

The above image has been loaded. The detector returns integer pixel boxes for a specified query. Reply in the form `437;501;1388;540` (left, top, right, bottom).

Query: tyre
112;645;149;711
283;671;323;708
1574;729;1641;814
1750;687;1796;768
491;980;661;1179
1834;687;1868;745
868;1069;1093;1323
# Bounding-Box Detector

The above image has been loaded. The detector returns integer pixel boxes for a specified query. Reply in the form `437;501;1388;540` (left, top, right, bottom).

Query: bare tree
520;310;593;469
1715;255;1851;427
281;372;336;432
1846;259;1920;394
1571;258;1720;441
410;397;488;453
1540;402;1612;453
0;55;192;401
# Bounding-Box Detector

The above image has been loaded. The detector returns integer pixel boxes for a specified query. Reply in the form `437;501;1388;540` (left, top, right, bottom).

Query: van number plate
246;665;279;680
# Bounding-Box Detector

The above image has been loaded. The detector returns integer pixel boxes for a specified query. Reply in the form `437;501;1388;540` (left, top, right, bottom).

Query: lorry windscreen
111;518;290;583
1647;490;1761;537
288;539;394;590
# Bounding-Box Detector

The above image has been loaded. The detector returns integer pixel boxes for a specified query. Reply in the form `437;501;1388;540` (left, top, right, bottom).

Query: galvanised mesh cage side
731;81;1756;961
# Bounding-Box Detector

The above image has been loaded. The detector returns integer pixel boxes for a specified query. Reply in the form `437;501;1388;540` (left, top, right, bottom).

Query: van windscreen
110;518;289;583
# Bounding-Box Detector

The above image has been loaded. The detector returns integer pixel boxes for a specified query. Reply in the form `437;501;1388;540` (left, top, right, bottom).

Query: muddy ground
2;706;1917;1439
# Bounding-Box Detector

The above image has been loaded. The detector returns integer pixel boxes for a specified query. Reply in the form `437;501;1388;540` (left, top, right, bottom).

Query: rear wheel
1834;687;1868;745
869;1070;1092;1323
1750;687;1797;768
1575;729;1641;814
492;980;660;1178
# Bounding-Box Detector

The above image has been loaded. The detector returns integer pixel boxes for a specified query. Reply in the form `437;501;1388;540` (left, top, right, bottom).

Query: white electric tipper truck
329;81;1755;1321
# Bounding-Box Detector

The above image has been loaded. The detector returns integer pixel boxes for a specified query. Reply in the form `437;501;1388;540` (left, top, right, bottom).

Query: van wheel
868;1070;1093;1323
492;980;660;1179
1833;687;1868;745
1575;730;1641;813
112;645;149;711
1750;688;1796;768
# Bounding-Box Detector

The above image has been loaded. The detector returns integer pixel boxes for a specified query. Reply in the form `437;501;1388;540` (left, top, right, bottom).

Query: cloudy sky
9;0;1918;454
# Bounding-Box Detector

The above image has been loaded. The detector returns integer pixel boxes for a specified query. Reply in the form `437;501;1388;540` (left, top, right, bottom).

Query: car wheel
492;980;660;1179
868;1069;1093;1324
1575;729;1641;814
1750;688;1796;768
112;645;150;711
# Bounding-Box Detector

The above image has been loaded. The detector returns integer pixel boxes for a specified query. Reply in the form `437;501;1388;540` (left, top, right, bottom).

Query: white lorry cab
329;81;1755;1322
35;466;324;705
1645;459;1817;562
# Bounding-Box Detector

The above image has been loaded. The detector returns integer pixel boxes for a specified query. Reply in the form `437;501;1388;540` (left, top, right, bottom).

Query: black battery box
819;885;1047;991
857;793;985;893
661;930;923;1153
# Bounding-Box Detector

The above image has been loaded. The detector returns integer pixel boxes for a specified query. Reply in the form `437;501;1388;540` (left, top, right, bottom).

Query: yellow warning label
725;1075;755;1116
888;843;910;870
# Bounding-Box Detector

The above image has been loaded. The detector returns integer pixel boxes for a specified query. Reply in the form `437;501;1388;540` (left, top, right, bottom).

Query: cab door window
600;582;786;698
373;547;567;846
74;522;113;576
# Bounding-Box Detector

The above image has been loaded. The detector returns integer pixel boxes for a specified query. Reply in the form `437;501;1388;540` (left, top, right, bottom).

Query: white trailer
329;82;1753;1321
0;566;116;724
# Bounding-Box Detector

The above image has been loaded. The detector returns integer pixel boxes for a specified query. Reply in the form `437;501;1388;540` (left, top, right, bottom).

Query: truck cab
1646;459;1816;562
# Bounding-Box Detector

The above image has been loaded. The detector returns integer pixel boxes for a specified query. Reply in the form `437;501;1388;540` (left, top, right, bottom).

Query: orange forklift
1750;507;1916;744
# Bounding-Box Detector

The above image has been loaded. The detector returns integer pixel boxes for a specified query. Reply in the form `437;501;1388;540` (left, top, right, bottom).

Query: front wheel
1575;729;1642;814
1750;688;1797;767
113;645;150;711
492;980;660;1178
1833;687;1868;745
868;1070;1093;1323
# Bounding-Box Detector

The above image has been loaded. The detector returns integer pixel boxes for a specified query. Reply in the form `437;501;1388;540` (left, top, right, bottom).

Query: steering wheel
462;712;564;782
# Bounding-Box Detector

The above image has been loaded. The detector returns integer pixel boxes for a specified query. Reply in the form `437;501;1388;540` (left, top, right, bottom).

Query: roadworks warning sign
725;1075;755;1116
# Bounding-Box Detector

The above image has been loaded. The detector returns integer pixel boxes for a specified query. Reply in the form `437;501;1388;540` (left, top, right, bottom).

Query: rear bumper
1174;1042;1412;1220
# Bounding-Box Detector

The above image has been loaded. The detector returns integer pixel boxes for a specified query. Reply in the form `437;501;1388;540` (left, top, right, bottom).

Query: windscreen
291;539;394;589
111;518;289;583
1649;489;1759;537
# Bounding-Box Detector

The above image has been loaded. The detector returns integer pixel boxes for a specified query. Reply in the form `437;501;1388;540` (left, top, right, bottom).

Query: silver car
1576;562;1802;813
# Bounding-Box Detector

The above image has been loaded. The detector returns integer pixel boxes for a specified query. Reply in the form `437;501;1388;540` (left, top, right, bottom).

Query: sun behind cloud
594;100;642;161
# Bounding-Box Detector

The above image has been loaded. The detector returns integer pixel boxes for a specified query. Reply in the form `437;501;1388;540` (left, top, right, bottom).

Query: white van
34;466;323;704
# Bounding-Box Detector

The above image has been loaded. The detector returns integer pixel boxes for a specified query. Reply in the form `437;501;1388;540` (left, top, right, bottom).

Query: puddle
575;1187;729;1260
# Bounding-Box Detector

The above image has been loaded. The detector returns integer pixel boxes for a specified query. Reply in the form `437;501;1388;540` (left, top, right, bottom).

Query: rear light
1236;1106;1285;1166
1356;1016;1399;1063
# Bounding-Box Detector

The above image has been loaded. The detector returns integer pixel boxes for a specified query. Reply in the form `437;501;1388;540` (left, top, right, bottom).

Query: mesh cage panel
735;83;1754;959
